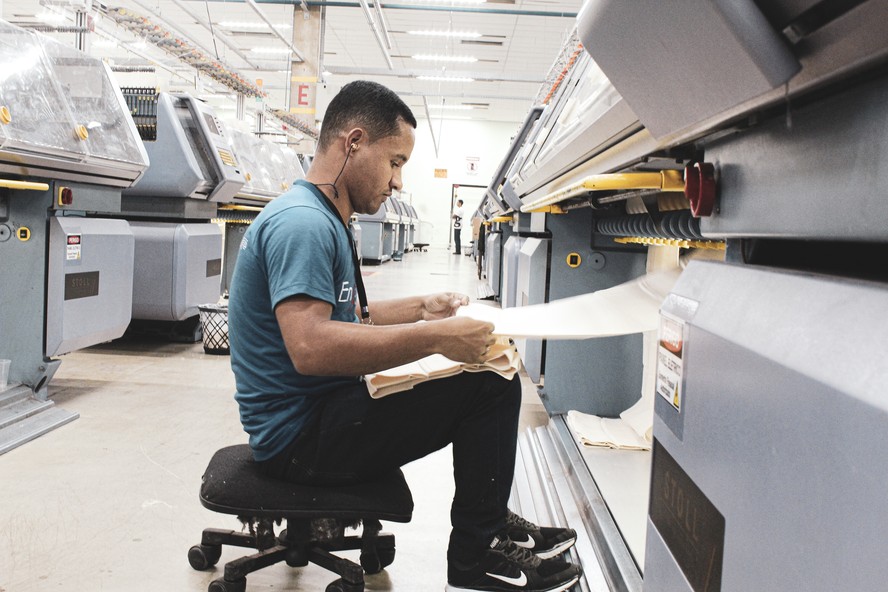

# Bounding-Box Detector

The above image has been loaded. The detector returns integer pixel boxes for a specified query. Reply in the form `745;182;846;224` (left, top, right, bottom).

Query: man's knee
489;373;522;410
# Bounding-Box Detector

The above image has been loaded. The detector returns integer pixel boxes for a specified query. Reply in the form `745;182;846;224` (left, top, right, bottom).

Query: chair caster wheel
361;540;395;574
208;577;246;592
325;577;363;592
188;544;222;570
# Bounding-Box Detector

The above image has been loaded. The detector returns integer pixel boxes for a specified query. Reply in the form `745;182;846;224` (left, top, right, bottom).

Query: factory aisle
0;246;548;592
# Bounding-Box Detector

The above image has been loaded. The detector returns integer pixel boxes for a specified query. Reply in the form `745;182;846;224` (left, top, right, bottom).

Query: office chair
188;444;413;592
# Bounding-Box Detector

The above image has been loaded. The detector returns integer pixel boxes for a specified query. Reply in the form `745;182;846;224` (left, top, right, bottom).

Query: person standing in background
452;198;464;255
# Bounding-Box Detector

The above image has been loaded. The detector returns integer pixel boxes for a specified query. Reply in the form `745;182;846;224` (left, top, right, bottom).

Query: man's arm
368;293;468;325
275;295;493;376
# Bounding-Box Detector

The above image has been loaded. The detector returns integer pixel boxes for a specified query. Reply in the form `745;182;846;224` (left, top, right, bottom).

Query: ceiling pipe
371;0;392;50
357;0;393;68
244;0;308;62
421;96;439;158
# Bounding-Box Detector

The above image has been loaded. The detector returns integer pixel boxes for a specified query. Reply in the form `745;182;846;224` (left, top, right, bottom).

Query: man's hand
421;292;469;321
435;317;496;364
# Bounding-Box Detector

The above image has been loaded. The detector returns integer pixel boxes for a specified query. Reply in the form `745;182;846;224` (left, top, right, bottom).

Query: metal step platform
511;415;644;592
0;384;79;455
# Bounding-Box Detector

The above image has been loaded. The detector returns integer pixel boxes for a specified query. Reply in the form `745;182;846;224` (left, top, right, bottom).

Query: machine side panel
543;210;647;416
46;216;134;356
129;222;175;321
514;237;548;383
701;73;888;241
174;223;222;320
647;261;888;591
0;187;51;388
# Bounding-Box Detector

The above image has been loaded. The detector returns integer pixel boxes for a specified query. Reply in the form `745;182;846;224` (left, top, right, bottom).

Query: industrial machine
389;196;406;261
391;196;417;258
0;15;305;452
220;128;306;292
356;199;401;264
120;90;245;340
0;20;149;452
480;1;888;590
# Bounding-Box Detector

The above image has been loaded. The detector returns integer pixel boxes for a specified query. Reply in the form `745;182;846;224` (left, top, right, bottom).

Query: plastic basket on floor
198;304;229;355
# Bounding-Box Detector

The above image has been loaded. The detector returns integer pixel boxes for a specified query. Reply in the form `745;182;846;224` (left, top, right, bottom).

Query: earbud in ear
350;143;358;152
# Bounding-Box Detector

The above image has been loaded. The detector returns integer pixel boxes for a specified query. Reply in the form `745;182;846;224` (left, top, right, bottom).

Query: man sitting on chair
228;80;581;592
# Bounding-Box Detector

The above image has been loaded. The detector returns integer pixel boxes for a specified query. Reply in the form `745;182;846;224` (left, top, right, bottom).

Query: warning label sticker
66;234;81;260
656;313;684;411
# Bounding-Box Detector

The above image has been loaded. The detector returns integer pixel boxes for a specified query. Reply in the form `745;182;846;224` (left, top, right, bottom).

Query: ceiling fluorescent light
417;75;475;83
408;30;482;39
413;54;477;63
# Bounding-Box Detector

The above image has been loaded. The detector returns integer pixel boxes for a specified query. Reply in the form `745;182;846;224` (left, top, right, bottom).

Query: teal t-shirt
229;180;361;461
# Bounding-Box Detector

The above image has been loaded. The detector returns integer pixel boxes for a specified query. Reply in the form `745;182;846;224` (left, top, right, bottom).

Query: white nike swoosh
511;534;536;549
485;571;528;587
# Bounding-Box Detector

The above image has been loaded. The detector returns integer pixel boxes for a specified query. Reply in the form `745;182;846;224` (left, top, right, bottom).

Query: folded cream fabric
566;407;652;451
364;337;522;399
455;267;681;338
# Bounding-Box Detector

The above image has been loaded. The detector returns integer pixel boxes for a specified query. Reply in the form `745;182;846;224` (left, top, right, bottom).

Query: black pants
453;228;462;254
261;371;522;561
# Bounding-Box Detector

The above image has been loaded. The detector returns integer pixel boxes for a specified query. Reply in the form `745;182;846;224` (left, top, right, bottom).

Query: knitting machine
481;1;888;590
0;20;148;452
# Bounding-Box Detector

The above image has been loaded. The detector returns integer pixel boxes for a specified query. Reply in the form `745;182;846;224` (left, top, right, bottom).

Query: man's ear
345;129;365;153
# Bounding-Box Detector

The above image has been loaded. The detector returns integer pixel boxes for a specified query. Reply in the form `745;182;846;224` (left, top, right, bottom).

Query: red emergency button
684;162;716;217
58;186;74;206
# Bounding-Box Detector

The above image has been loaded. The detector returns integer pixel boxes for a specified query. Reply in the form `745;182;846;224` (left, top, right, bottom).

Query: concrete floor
0;246;548;592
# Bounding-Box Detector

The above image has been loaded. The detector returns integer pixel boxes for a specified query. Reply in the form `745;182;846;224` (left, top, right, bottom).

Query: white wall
400;117;520;248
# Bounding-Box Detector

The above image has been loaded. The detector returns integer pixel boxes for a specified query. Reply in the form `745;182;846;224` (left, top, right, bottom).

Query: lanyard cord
311;185;372;324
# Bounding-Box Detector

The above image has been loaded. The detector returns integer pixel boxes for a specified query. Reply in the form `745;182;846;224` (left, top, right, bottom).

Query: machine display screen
203;112;220;136
649;440;724;592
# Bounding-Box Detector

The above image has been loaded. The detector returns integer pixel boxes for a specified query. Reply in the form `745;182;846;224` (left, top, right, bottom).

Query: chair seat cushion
199;445;413;522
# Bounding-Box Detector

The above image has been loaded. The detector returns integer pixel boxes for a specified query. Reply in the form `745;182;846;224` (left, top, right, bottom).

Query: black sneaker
447;535;581;592
503;511;577;560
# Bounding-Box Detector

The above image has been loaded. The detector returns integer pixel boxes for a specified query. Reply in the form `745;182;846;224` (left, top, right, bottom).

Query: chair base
190;445;412;592
189;517;394;592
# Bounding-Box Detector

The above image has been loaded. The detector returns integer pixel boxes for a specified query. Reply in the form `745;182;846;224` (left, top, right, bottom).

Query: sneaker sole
445;574;580;592
535;536;578;560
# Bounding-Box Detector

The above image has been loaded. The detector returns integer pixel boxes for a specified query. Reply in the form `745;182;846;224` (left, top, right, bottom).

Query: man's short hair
317;81;417;152
457;200;464;205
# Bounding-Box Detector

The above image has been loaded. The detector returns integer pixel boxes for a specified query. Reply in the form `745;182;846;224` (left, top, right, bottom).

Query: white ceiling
2;0;581;139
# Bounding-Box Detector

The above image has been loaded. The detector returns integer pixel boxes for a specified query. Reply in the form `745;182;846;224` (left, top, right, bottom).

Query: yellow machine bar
521;170;684;213
218;204;264;212
488;215;514;223
0;179;50;191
